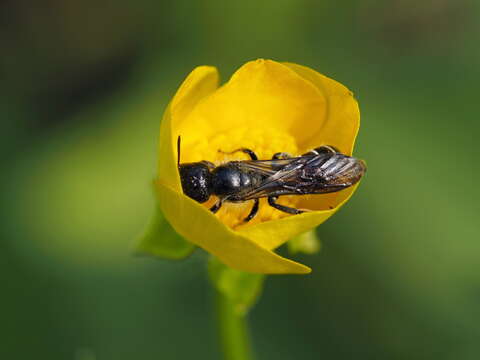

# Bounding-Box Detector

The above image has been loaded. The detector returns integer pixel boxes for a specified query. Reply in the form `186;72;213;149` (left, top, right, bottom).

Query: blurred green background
1;0;479;359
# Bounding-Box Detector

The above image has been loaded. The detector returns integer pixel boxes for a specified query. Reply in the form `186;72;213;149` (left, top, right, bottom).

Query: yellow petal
282;62;360;155
156;60;363;274
176;59;328;155
281;62;361;212
158;66;219;191
296;183;357;214
238;184;358;250
156;181;311;274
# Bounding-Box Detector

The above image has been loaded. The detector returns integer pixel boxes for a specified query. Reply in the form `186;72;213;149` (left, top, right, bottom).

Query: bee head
179;163;212;203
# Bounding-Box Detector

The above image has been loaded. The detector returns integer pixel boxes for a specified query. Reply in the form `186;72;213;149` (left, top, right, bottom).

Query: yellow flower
156;59;361;274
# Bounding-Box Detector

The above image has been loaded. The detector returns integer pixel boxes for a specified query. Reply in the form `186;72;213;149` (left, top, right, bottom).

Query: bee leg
316;145;339;154
303;145;339;156
210;200;223;213
218;148;258;160
243;199;259;222
272;152;292;160
268;196;304;215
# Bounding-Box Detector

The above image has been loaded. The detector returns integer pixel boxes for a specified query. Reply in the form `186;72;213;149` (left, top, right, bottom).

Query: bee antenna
177;136;181;167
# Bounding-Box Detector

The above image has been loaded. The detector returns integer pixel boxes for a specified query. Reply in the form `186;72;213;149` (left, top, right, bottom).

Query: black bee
178;137;366;222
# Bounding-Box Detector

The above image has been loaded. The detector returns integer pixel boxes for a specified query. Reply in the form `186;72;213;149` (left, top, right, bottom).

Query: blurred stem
216;290;254;360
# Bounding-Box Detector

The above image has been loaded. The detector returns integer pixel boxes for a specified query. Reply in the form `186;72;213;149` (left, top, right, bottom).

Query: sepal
135;204;195;260
287;230;321;255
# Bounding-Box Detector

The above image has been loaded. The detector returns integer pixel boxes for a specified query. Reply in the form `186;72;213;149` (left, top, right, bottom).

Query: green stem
215;290;255;360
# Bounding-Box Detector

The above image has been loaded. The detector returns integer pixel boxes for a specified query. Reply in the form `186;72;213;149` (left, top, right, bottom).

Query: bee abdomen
317;154;366;185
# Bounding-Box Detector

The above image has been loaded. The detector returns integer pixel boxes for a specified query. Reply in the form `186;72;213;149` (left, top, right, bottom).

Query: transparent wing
233;157;304;177
231;153;364;200
231;156;318;200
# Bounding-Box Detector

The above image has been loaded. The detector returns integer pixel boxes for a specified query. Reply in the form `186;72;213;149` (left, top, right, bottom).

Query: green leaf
208;256;266;316
135;205;195;260
287;230;321;255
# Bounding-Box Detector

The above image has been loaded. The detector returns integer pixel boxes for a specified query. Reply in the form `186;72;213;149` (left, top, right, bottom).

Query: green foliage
136;205;195;260
288;230;321;255
2;0;480;358
208;256;265;316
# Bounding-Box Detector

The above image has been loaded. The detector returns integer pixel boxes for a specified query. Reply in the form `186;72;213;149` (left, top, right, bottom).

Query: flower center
183;128;301;229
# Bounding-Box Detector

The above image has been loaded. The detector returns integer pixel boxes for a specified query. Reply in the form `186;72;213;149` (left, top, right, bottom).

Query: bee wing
231;157;314;200
233;158;303;176
232;153;365;200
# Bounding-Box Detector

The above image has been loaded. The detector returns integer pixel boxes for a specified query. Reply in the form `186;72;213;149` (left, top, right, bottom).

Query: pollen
182;127;301;229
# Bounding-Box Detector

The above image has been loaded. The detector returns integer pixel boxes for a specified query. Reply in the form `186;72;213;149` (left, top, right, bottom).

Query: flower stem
215;290;255;360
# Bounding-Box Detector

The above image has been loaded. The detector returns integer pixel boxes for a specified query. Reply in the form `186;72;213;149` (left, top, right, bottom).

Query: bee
177;137;366;222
